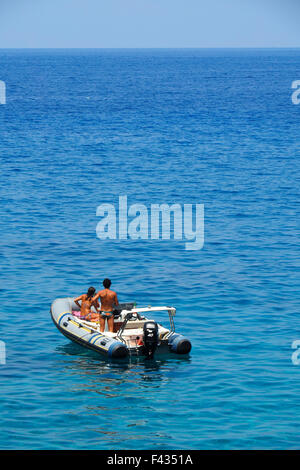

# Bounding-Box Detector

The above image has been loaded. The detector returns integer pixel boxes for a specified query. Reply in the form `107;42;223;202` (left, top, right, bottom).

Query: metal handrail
117;306;176;315
116;306;177;342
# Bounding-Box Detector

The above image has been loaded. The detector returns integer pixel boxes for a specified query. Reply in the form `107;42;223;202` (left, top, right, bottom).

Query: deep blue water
0;49;300;450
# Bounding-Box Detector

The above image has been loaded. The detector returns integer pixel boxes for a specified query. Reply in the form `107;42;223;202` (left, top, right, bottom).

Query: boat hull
51;298;192;359
51;297;129;358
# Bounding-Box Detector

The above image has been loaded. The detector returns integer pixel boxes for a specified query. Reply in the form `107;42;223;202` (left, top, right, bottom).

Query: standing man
93;279;119;332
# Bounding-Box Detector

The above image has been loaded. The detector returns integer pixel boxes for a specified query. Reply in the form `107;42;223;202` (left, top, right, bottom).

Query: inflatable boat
50;298;192;359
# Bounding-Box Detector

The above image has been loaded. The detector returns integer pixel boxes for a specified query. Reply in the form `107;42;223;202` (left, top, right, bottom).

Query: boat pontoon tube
50;297;128;358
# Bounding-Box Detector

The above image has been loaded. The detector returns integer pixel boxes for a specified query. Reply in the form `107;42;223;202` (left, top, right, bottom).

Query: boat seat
124;319;147;329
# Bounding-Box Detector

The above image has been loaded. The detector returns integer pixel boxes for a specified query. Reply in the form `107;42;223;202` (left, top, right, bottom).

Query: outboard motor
143;321;159;359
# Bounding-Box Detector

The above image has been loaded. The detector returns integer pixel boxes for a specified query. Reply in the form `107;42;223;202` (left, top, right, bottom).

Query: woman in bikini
74;287;100;322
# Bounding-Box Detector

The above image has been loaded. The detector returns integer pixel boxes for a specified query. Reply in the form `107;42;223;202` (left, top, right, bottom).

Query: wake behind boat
51;298;192;359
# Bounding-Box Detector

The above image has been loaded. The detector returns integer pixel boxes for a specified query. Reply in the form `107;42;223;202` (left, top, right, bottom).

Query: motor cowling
143;321;159;359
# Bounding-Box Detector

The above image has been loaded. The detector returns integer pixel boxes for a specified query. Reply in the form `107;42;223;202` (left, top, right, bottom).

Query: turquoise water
0;49;300;450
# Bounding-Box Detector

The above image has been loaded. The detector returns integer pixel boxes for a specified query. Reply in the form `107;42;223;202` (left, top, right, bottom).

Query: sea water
0;48;300;449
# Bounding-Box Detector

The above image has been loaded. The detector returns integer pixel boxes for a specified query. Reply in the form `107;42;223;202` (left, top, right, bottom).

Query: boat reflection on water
55;342;191;392
53;342;191;445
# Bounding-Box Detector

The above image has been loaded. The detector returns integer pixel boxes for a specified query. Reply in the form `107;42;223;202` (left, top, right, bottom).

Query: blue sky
0;0;299;48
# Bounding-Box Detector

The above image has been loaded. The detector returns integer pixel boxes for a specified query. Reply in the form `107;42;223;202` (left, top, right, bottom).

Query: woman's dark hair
103;278;111;289
86;286;96;299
